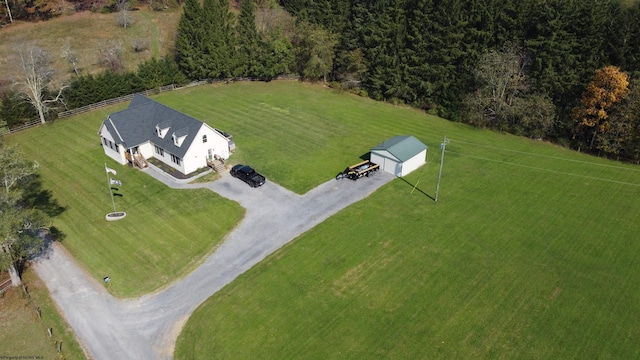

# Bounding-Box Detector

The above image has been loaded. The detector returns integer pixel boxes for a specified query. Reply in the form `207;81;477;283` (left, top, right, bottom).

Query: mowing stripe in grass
169;82;640;359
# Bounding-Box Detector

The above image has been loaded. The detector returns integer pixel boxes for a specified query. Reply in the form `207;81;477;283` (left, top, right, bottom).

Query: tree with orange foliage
573;66;630;150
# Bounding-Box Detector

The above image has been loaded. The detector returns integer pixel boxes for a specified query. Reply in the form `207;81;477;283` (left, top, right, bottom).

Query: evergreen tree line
175;0;295;80
280;0;640;159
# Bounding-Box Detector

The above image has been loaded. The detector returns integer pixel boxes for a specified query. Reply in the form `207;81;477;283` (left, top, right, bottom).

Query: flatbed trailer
336;160;380;180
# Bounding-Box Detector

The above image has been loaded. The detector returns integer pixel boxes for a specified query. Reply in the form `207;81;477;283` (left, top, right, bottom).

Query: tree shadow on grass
397;176;435;201
19;174;67;264
21;174;66;217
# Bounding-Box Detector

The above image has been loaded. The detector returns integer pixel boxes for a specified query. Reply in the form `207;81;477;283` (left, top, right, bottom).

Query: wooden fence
0;119;42;136
0;277;11;292
57;84;177;119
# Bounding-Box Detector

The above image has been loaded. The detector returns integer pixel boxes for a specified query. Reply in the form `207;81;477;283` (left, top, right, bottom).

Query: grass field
7;105;244;297
6;81;640;358
160;82;640;358
0;8;181;86
0;268;85;359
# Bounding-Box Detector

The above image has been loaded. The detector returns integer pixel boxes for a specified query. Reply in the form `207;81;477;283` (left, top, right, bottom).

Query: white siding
371;151;401;176
139;143;154;160
371;148;426;177
153;149;187;174
182;124;230;174
400;149;427;176
99;126;127;164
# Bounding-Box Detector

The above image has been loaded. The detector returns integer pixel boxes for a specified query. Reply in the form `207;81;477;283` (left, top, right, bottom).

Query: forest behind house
2;0;640;161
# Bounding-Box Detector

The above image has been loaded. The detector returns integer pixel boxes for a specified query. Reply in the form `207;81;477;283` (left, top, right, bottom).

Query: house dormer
156;121;171;139
172;128;189;147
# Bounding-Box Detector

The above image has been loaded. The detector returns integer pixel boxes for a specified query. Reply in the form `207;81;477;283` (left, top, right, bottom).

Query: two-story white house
98;94;233;175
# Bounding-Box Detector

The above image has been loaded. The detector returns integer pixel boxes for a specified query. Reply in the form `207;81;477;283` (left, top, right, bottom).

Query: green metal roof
371;135;427;162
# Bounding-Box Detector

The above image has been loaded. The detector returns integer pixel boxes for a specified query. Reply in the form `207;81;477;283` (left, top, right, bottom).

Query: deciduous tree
13;45;65;125
117;0;134;28
97;40;124;72
4;0;13;23
596;78;640;159
293;21;337;82
61;41;80;75
573;66;629;149
0;144;47;286
464;46;555;138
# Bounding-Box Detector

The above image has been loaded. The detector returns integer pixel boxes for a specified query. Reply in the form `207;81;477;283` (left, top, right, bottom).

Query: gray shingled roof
103;94;204;158
371;135;427;162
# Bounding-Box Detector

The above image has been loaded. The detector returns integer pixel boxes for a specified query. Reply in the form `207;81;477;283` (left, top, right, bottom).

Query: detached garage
370;135;427;177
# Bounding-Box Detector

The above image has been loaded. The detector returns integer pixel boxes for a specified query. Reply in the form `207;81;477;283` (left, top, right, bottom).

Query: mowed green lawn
7;81;640;358
167;82;640;358
8;106;244;297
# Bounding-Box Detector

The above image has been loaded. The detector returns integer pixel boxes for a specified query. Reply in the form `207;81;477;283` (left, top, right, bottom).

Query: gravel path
34;167;394;359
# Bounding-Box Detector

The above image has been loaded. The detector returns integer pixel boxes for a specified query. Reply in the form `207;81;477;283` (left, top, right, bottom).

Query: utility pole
435;136;448;202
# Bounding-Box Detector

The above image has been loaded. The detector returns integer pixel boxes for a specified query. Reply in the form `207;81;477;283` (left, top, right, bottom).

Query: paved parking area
34;168;394;359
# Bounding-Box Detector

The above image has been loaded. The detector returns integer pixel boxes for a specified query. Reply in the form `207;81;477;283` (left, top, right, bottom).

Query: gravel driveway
34;167;394;359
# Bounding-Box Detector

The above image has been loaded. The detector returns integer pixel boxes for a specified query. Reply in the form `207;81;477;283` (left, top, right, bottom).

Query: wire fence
0;75;300;136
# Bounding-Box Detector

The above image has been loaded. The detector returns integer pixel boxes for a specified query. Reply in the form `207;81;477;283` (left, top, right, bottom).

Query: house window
155;146;164;156
109;140;114;150
157;127;162;137
115;144;119;152
171;154;181;166
103;138;108;146
202;135;207;143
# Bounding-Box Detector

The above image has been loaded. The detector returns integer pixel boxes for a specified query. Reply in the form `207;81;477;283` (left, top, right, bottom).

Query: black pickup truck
230;164;266;187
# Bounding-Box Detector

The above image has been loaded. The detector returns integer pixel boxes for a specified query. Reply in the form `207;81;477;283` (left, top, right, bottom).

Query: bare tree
131;38;149;53
61;41;80;75
13;46;65;125
97;40;124;72
148;0;169;11
256;5;296;37
463;46;555;138
4;0;13;23
117;0;134;28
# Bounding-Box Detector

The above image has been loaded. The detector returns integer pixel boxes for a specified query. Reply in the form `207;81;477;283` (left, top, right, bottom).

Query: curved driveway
34;167;393;359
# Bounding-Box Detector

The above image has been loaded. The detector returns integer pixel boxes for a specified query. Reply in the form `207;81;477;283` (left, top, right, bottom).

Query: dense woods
2;0;640;161
278;0;640;160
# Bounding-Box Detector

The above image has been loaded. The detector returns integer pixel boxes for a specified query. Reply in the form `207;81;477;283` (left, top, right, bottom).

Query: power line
449;139;640;173
446;150;640;187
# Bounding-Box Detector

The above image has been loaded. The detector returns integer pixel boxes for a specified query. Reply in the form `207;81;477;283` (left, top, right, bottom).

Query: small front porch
207;156;228;174
125;151;149;169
